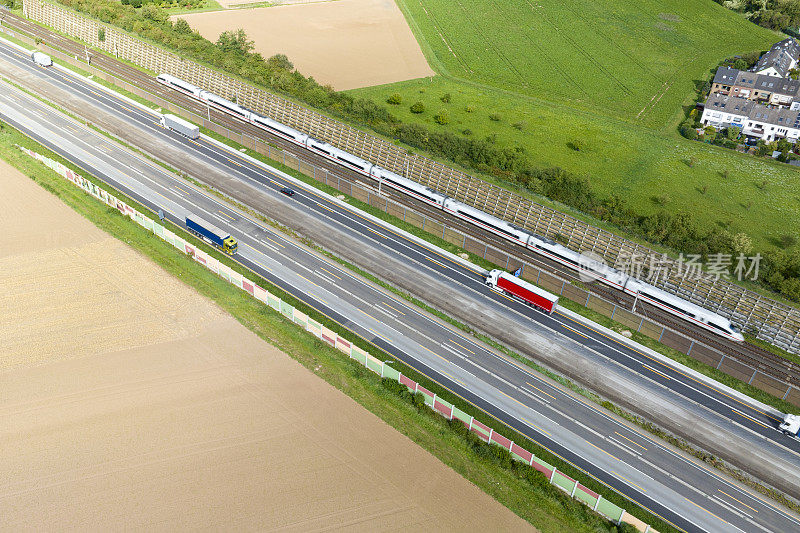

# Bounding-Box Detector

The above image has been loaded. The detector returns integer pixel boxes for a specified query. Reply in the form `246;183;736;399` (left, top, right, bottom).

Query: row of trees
714;0;800;32
52;0;800;303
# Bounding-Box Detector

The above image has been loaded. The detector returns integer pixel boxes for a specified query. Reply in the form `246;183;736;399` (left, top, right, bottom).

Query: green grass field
349;0;797;251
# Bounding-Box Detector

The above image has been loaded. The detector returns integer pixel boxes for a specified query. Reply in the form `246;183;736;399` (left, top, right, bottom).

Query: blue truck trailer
186;214;238;255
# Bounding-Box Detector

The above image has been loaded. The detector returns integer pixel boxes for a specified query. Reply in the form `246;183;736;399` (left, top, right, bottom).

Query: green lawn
349;0;797;251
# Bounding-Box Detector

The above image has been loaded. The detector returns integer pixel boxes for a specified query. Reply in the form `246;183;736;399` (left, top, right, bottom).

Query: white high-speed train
156;73;745;342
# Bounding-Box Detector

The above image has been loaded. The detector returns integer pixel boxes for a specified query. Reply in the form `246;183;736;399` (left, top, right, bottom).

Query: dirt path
0;157;533;531
176;0;435;90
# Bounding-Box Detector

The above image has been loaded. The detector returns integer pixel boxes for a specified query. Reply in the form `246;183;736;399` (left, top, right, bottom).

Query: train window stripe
337;155;368;170
209;99;244;115
640;291;694;318
458;211;516;238
535;244;580;267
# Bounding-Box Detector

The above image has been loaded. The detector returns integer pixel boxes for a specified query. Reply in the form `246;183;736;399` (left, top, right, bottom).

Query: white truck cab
779;414;800;436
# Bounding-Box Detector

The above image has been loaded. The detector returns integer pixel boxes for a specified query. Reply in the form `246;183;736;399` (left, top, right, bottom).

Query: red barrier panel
417;384;433;399
510;442;533;463
531;461;552;477
490;431;512;450
399;374;416;391
433;399;452;418
242;278;254;296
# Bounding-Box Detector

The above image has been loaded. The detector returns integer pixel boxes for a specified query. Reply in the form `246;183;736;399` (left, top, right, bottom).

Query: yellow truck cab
223;236;238;255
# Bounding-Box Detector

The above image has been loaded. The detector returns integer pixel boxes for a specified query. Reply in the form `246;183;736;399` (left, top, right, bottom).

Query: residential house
751;38;800;78
701;94;800;142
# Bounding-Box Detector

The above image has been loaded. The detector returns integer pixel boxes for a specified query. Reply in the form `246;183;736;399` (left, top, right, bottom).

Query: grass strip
0;118;674;533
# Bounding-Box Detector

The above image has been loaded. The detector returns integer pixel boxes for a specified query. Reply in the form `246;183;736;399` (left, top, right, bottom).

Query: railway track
5;12;799;388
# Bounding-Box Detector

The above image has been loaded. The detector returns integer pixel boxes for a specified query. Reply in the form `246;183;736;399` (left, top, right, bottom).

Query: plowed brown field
0;157;533;531
176;0;434;90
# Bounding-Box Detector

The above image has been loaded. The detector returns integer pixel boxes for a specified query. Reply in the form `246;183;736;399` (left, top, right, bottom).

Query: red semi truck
485;269;558;314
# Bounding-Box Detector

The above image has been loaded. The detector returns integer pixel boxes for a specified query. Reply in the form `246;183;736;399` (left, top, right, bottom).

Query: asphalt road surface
1;42;799;531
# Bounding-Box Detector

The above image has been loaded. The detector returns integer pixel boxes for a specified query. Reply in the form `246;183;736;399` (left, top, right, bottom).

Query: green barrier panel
596;498;625;523
574;487;597;508
173;237;186;251
154;223;164;238
307;317;322;332
351;347;368;365
293;309;308;327
552;471;575;493
382;365;400;381
452;407;472;425
366;357;383;375
219;268;231;282
280;301;294;317
533;456;555;473
143;218;154;231
164;230;175;246
268;294;281;311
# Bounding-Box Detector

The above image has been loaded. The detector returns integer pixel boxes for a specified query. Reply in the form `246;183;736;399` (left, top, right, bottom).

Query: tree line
51;0;800;304
714;0;800;32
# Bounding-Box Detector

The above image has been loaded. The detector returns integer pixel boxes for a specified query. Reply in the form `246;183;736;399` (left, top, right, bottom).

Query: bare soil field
0;157;532;531
177;0;434;90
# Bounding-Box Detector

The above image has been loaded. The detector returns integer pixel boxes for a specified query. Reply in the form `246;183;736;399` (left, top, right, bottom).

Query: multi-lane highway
1;39;799;531
3;7;785;380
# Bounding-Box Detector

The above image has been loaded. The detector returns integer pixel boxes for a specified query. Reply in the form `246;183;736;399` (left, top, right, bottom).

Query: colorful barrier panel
17;145;653;532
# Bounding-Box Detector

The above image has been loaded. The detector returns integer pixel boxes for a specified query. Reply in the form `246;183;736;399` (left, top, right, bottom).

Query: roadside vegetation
715;0;800;32
0;117;666;533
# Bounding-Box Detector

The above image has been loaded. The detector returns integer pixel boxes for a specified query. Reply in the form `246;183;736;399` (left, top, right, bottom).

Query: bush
173;18;192;34
652;194;670;206
440;93;451;103
567;140;586;151
464;106;475;113
489;113;501;121
434;109;449;125
98;27;105;42
462;128;472;136
779;234;798;249
410;101;425;114
386;93;402;105
512;122;525;130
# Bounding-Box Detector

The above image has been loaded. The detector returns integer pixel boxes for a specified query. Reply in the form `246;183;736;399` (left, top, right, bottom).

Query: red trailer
486;269;558;314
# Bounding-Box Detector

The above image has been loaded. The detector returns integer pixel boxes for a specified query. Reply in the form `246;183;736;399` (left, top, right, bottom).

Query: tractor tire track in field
416;0;474;75
522;0;631;97
550;0;666;86
450;0;533;90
